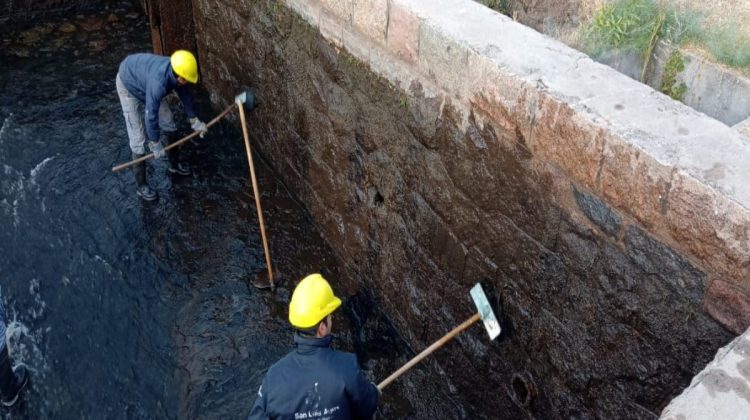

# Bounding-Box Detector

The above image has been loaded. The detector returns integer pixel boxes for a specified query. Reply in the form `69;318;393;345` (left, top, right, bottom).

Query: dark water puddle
0;2;428;419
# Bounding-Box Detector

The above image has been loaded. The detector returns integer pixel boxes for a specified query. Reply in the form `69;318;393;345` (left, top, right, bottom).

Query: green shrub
584;0;747;73
585;0;700;54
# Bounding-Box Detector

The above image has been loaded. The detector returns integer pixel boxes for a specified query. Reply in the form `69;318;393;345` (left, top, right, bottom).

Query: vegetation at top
583;0;750;74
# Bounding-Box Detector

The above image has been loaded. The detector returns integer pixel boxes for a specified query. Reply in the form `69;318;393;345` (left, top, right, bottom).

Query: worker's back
248;334;378;420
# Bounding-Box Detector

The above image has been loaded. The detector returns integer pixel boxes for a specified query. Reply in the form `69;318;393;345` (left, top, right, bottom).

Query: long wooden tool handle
237;102;275;289
111;102;237;173
377;312;481;391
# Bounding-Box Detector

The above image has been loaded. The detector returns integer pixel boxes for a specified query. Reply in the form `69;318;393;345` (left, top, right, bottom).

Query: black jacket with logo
247;333;378;420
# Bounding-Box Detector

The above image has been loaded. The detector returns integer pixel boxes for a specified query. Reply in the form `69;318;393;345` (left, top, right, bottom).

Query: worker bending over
115;50;208;201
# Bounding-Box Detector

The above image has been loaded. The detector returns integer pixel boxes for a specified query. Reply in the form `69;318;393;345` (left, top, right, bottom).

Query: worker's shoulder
325;348;361;371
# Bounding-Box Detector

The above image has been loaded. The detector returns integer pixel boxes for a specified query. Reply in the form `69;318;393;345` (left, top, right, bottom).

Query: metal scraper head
234;91;247;104
470;283;501;340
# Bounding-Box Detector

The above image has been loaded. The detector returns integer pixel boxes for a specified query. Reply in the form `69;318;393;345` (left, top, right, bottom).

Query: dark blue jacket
118;53;197;141
248;334;379;420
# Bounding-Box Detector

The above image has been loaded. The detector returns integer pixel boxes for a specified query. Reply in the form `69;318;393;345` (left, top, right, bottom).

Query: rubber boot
165;133;191;176
131;153;157;201
0;346;28;408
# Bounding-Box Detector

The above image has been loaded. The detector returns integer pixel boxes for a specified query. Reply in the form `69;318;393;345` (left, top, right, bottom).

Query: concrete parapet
352;0;386;44
280;0;750;334
661;326;750;419
736;117;750;140
386;1;419;64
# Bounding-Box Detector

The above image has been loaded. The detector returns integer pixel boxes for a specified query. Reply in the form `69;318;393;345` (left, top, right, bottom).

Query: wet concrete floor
0;2;438;418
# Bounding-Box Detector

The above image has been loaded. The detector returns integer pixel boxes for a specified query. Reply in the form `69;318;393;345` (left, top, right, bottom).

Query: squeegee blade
470;283;501;340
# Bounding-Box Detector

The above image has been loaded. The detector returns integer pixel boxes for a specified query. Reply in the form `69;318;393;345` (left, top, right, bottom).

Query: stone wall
189;0;750;417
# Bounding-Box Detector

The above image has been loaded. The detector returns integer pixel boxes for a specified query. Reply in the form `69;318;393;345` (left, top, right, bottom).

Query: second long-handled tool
377;283;501;391
111;102;237;173
235;90;276;290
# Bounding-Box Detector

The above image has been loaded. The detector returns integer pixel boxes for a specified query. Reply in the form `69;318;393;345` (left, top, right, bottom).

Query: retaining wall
190;0;750;417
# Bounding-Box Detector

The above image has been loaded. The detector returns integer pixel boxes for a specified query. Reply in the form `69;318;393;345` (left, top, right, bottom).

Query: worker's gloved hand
148;139;166;159
189;117;208;138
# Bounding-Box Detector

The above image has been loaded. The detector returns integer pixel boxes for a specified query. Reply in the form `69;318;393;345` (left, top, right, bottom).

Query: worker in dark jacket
248;274;379;420
115;50;208;201
0;301;29;407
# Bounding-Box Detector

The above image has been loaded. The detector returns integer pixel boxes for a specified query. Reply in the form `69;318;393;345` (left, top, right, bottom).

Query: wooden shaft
111;102;237;173
377;312;481;391
237;102;275;288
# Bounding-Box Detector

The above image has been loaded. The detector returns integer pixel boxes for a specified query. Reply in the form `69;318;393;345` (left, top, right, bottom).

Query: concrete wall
188;0;750;417
651;46;750;127
736;117;750;140
660;326;750;419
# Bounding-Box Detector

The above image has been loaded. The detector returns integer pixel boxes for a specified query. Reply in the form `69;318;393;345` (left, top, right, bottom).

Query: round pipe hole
510;372;535;408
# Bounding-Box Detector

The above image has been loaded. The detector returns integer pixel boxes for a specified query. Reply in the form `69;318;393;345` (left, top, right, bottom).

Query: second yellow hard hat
288;274;342;329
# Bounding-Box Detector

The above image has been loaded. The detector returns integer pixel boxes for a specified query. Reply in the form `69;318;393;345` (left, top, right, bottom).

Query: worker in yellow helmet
247;274;379;419
115;50;207;201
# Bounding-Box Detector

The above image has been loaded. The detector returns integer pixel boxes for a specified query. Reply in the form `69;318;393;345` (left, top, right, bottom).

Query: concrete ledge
735;117;750;140
660;326;750;419
280;0;750;333
386;1;419;64
352;0;386;45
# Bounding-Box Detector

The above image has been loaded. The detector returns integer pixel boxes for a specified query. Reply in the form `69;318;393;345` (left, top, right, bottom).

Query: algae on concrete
660;49;688;101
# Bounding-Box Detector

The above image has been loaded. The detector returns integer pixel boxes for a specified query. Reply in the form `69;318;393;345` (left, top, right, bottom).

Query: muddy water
0;2;426;419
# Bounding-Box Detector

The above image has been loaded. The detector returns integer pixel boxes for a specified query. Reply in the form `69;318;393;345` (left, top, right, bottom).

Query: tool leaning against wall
377;283;502;392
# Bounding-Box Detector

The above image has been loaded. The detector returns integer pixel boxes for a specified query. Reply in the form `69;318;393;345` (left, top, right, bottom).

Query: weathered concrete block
319;0;352;24
528;93;606;191
418;21;468;97
573;187;621;238
598;135;673;231
666;172;750;293
319;7;344;47
351;0;387;44
734;117;750;140
674;48;750;126
386;0;419;64
285;0;322;27
703;279;750;335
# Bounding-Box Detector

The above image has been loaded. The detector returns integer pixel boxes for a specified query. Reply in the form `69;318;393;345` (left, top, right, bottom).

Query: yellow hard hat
170;50;198;83
289;274;342;329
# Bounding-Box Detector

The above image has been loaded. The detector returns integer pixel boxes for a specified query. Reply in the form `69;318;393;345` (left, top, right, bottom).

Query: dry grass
672;0;750;38
672;0;750;74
